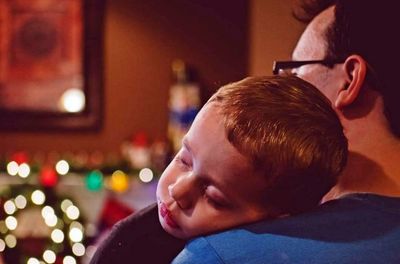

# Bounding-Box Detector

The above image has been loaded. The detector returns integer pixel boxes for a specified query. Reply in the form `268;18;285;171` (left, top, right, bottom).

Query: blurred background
0;0;304;263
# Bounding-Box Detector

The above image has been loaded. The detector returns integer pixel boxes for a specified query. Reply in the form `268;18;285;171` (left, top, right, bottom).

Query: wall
0;0;248;155
0;0;305;156
249;0;305;75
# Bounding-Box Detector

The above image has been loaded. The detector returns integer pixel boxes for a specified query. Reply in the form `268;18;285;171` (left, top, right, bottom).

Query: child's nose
168;175;197;209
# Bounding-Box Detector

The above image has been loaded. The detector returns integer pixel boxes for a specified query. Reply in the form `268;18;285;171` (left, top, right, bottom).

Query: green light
85;170;103;191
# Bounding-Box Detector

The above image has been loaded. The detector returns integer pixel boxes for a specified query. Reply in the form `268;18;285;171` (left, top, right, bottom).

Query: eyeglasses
272;60;343;75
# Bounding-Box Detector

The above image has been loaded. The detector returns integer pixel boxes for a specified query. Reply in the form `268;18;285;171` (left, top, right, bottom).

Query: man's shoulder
173;194;400;264
90;203;186;264
172;237;225;264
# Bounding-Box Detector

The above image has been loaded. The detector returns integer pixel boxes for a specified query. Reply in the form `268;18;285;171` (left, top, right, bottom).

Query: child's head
157;75;347;239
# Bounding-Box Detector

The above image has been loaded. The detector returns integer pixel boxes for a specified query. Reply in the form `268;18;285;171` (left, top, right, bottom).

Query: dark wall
0;0;249;154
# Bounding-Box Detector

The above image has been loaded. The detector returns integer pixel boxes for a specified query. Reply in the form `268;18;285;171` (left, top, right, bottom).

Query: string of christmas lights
0;139;167;263
1;150;160;193
0;185;86;263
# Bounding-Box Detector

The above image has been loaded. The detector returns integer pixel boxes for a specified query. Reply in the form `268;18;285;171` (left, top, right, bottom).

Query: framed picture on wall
0;0;105;131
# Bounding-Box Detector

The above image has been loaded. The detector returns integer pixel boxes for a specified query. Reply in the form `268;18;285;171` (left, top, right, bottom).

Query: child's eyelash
204;194;224;209
202;186;224;209
175;156;191;167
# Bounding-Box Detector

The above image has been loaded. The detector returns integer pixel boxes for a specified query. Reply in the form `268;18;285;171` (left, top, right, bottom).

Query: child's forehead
193;103;224;132
195;101;253;163
187;104;249;168
203;101;222;114
186;103;269;204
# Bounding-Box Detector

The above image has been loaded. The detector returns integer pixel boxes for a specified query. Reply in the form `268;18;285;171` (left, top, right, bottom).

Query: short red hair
209;75;347;214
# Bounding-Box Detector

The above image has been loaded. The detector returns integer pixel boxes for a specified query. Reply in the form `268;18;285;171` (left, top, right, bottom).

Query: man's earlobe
334;55;367;109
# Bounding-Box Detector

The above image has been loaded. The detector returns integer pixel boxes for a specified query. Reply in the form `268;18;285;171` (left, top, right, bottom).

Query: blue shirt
172;194;400;264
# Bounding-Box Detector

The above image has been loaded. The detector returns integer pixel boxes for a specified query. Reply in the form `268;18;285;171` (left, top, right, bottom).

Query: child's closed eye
203;186;229;209
174;156;192;169
204;194;225;209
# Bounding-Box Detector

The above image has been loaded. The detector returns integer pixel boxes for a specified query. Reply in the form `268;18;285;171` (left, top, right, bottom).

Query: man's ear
334;55;367;109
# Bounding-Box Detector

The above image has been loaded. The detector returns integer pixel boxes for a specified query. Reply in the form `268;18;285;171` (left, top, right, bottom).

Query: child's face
156;103;270;239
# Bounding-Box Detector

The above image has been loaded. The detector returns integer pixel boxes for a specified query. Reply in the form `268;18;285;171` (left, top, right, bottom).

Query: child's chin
161;221;190;239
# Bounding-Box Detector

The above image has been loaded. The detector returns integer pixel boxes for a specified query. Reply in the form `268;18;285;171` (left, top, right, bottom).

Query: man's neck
324;97;400;201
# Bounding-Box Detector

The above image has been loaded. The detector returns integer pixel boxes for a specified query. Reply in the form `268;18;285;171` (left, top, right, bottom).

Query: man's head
290;0;400;136
156;76;347;239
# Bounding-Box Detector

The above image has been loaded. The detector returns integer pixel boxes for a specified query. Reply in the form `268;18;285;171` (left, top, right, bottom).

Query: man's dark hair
293;0;400;136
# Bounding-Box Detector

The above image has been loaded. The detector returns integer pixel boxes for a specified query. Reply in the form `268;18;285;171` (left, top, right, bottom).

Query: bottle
167;59;201;154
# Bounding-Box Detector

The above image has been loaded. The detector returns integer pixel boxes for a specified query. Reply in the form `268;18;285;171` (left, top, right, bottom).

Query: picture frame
0;0;105;131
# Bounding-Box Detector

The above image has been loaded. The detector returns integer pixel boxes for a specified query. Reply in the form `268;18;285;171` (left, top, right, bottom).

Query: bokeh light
51;229;64;243
60;88;85;113
43;250;56;264
6;161;19;176
139;168;154;183
5;216;17;230
5;234;17;248
69;227;83;242
61;199;73;212
72;243;85;256
66;205;80;220
18;163;30;178
110;170;129;192
4;200;16;215
0;239;5;252
27;257;40;264
31;190;46;205
63;256;76;264
56;160;70;175
85;170;103;191
15;195;27;209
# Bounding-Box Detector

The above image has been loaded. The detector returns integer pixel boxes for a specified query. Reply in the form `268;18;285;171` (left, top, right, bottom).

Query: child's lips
159;202;180;229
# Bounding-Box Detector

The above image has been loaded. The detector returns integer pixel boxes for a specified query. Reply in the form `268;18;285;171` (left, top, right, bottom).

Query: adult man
172;0;400;263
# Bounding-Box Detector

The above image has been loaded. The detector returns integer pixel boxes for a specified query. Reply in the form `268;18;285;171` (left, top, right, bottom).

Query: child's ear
334;55;367;109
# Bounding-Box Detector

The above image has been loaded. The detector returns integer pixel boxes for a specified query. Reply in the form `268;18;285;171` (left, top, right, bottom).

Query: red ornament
40;166;58;187
131;132;148;147
99;197;134;231
11;151;29;164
